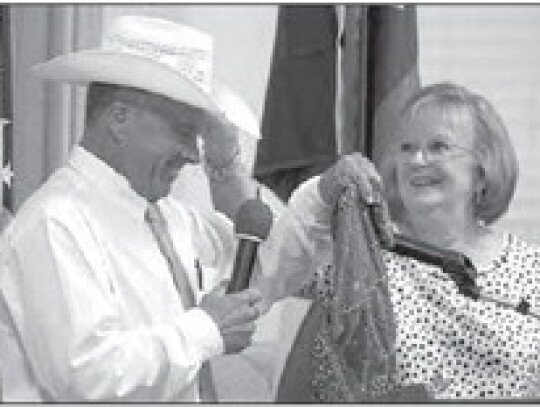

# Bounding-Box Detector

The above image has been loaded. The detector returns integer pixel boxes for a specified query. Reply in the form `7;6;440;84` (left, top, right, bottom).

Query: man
0;16;262;401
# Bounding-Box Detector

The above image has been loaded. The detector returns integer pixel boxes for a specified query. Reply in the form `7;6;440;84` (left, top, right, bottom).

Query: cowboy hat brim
213;82;261;140
32;49;219;115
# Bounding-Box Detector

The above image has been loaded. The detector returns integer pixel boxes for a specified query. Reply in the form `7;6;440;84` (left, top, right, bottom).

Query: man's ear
106;101;134;143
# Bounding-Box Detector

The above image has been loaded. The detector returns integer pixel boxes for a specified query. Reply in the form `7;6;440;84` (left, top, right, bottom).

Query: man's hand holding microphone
199;287;262;354
198;185;274;354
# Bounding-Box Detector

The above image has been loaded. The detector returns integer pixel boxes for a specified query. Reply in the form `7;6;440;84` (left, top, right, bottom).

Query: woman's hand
318;153;383;206
318;152;394;246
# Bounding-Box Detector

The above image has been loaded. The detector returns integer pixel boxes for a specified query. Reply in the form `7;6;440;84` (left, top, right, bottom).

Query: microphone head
234;195;274;241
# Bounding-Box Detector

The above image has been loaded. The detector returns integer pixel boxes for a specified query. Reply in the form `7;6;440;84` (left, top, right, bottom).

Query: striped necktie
145;202;217;401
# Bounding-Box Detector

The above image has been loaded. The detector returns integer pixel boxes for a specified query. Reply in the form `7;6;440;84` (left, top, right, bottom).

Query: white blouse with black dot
384;233;540;399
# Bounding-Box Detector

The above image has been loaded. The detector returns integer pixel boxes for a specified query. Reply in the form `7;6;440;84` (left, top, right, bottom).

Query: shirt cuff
175;308;224;362
289;175;333;227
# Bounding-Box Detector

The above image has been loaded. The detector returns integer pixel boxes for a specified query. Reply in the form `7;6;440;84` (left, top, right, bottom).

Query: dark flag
367;5;420;167
366;5;420;220
254;6;338;202
275;5;420;402
339;5;420;162
255;6;418;202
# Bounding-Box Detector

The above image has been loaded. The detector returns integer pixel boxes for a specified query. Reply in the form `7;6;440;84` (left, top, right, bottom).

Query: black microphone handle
226;239;259;293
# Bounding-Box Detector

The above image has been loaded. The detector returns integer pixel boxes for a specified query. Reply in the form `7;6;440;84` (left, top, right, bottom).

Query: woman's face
395;105;479;217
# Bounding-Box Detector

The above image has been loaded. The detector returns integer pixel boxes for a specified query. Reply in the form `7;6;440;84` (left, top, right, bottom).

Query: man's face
118;98;209;202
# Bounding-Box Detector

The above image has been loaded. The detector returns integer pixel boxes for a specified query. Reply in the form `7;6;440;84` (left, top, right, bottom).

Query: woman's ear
106;101;133;143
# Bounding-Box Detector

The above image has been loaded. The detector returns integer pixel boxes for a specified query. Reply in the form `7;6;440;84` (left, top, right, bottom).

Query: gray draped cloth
276;187;429;402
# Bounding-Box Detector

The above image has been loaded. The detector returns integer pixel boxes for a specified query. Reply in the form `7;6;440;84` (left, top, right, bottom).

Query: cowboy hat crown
33;15;218;114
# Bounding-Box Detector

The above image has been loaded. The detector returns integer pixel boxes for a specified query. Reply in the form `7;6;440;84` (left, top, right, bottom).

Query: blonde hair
381;82;518;225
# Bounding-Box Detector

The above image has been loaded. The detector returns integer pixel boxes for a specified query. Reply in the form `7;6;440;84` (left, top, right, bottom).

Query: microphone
390;233;480;300
226;190;274;293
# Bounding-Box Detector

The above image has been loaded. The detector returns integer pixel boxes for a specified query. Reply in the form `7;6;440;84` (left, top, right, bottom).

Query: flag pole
365;6;374;159
336;5;370;156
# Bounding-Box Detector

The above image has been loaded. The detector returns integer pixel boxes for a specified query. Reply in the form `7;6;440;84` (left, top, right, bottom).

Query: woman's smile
409;173;443;188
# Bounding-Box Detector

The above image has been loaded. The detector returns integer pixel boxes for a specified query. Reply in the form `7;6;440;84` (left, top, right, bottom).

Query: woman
258;82;540;400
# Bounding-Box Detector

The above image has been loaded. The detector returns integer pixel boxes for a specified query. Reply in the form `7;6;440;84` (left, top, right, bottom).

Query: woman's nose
410;147;429;165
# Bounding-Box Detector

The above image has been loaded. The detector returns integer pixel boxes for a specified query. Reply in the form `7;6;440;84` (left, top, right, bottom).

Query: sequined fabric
298;186;429;401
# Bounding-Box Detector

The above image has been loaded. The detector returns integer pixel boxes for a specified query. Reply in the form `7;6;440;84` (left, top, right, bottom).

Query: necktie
144;202;217;401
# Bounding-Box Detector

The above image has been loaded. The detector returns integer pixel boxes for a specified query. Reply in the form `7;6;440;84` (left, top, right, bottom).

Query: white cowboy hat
33;15;262;141
214;82;261;140
32;15;219;115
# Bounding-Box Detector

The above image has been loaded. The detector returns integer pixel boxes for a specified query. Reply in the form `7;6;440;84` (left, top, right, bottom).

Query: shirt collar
68;145;149;215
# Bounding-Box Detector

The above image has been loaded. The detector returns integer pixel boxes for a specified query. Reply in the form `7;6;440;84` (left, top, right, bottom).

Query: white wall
418;5;540;243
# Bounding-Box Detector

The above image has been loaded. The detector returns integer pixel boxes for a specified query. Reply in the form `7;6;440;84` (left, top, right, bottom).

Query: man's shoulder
9;166;89;234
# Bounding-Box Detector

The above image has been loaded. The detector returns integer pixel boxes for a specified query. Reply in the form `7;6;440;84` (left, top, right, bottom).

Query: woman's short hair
381;82;518;225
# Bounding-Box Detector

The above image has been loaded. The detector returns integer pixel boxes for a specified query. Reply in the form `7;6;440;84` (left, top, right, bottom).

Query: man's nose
180;139;201;164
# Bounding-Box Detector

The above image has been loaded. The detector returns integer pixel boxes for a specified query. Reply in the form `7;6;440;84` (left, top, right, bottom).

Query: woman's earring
475;187;486;206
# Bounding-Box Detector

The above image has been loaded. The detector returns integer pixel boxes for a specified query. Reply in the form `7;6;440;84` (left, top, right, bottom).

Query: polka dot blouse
384;233;540;399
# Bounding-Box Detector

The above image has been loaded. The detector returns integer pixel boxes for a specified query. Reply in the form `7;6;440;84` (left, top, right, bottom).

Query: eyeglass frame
392;138;477;164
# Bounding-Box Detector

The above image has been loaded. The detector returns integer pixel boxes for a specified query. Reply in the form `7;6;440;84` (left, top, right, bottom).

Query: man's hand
318;152;394;246
199;287;262;354
203;116;240;169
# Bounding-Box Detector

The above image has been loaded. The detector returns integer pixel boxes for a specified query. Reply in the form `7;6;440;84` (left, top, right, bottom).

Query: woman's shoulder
382;249;415;271
501;232;540;256
486;232;540;279
380;231;540;272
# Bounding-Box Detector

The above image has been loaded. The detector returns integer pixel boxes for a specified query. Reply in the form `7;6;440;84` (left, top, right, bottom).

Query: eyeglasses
395;139;475;163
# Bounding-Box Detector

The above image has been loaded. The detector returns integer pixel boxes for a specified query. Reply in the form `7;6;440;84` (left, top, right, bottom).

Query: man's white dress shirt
0;146;234;401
